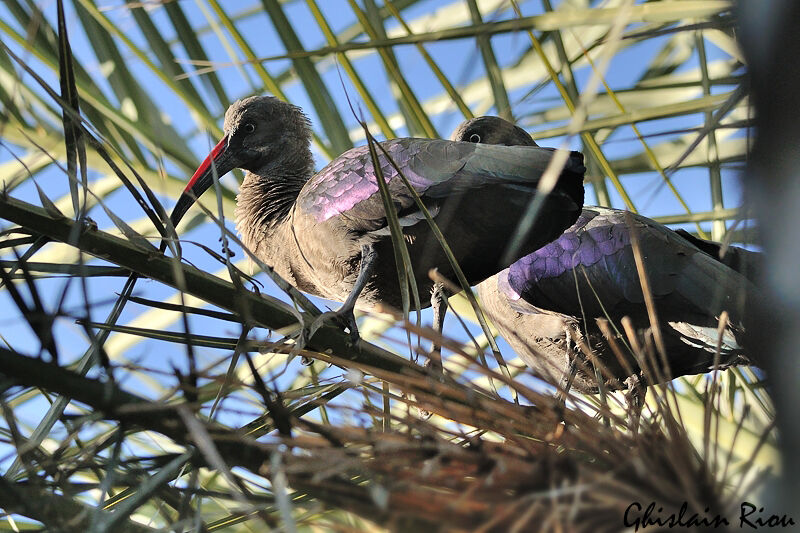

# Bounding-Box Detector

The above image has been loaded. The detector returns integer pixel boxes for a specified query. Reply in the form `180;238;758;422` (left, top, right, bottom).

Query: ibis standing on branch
169;96;586;342
452;116;761;395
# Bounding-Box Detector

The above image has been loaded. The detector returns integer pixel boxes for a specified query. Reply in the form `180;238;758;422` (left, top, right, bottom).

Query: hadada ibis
170;97;586;341
453;116;761;393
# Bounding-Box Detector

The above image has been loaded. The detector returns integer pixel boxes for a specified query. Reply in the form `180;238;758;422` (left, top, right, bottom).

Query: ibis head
170;96;312;228
450;116;538;147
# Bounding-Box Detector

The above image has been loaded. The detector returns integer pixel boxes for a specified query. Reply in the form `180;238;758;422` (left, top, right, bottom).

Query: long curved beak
169;135;233;228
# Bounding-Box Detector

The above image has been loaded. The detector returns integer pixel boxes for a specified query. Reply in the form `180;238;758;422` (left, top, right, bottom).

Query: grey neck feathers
237;149;313;231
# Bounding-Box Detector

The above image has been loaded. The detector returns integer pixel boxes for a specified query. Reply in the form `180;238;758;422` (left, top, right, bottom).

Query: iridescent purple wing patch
300;140;433;222
507;209;632;294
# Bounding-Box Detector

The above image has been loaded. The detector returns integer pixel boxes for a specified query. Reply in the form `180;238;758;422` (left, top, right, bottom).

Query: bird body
238;138;584;310
479;206;757;391
674;229;762;284
452;116;759;391
171;97;585;328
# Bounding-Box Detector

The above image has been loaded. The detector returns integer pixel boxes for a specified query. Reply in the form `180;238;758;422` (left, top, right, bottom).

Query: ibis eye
469;133;481;143
243;123;256;134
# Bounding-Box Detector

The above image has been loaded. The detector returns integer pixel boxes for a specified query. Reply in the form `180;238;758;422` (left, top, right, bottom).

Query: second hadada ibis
453;116;762;395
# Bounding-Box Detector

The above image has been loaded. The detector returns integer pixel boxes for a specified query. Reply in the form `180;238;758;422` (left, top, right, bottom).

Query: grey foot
319;307;360;343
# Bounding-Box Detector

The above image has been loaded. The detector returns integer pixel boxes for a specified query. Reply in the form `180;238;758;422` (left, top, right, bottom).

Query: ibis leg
429;282;449;373
557;356;579;406
332;243;377;342
624;373;645;432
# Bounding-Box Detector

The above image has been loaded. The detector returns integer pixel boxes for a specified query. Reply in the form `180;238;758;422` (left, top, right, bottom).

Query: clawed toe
311;308;360;343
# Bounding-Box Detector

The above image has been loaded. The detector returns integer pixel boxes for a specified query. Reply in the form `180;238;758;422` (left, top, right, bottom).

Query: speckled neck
234;146;314;249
